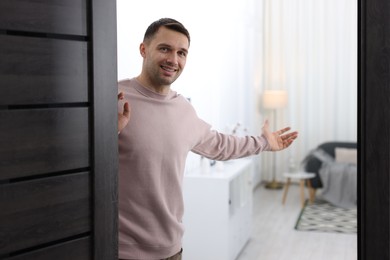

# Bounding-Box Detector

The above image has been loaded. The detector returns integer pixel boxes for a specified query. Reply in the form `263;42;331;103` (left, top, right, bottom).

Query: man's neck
136;75;170;95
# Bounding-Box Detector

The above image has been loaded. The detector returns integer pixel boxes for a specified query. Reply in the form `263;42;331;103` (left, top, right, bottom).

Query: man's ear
139;43;146;58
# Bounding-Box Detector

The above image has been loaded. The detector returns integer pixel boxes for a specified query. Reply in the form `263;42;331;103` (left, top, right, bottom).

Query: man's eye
179;51;187;57
160;47;169;52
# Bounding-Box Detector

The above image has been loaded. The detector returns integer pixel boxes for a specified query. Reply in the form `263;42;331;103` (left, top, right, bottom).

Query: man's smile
161;65;177;72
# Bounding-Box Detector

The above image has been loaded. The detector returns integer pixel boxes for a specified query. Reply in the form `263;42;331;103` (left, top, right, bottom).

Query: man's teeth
162;66;176;72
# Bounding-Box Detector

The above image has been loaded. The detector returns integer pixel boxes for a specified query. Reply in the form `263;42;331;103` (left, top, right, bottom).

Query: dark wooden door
359;0;390;259
0;0;118;259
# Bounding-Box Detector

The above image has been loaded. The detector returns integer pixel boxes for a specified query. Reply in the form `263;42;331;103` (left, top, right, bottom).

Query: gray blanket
311;149;357;209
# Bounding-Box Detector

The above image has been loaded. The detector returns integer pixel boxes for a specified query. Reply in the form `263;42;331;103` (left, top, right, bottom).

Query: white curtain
257;0;358;181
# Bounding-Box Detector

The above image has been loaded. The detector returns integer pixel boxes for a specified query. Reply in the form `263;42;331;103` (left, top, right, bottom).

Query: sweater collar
132;78;177;100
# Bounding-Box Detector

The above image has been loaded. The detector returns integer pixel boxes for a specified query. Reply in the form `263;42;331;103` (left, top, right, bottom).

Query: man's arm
191;120;298;161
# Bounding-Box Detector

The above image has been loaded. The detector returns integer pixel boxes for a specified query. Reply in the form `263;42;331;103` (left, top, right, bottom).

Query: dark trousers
162;248;183;260
119;248;183;260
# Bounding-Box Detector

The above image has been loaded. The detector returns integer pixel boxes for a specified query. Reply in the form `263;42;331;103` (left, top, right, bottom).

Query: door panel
0;35;88;105
0;108;89;180
4;238;91;260
0;0;87;35
0;173;90;255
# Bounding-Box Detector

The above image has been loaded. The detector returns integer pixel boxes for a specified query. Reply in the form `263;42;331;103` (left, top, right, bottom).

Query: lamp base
265;179;284;189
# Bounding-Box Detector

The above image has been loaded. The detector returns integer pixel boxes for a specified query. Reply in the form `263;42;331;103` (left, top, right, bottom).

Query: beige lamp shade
262;90;288;109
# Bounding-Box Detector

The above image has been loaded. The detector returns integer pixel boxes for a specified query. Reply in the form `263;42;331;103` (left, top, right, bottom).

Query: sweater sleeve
191;129;271;161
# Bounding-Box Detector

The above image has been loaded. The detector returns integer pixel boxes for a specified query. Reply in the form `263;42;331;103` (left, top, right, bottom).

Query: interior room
2;0;390;259
116;0;357;259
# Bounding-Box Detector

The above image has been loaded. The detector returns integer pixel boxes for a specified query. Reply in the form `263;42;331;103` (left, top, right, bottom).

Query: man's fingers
276;127;291;135
282;131;298;138
123;102;131;118
119;92;130;119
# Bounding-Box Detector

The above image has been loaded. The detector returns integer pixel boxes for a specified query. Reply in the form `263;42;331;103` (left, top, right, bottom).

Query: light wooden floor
236;183;357;260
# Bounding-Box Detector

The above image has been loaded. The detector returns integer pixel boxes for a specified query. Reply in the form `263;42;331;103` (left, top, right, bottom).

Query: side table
282;172;315;208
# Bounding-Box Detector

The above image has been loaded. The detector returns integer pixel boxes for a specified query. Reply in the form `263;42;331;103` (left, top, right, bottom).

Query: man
117;18;298;260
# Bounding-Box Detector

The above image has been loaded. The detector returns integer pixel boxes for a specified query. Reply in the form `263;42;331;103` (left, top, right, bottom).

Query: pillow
311;148;335;163
335;147;357;165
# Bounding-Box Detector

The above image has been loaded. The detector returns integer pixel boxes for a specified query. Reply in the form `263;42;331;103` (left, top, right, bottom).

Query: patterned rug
295;199;357;234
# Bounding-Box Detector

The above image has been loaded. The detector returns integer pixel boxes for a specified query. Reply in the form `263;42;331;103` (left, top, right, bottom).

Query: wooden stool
282;172;315;208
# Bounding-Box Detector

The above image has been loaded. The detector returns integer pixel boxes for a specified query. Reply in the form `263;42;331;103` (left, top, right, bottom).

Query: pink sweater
118;78;270;259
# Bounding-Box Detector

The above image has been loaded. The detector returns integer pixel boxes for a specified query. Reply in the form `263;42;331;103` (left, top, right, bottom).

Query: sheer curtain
257;0;358;181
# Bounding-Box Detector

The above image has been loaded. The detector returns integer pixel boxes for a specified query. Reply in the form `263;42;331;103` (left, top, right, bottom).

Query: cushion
335;147;357;165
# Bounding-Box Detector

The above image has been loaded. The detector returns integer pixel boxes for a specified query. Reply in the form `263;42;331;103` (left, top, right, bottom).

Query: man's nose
166;53;179;65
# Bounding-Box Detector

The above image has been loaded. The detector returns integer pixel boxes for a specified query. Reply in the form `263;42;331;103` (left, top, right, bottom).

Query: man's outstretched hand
118;92;130;133
261;119;298;151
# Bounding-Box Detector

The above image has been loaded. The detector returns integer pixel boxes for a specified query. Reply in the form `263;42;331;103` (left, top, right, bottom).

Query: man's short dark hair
144;18;190;45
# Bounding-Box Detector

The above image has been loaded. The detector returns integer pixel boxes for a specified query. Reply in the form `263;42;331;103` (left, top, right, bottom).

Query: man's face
140;27;189;89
